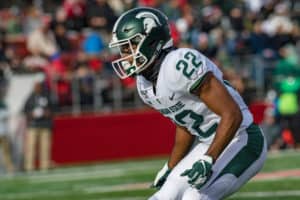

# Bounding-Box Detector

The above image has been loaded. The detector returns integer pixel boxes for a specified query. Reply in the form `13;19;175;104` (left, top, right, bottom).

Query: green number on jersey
174;110;217;138
184;51;202;68
176;51;202;79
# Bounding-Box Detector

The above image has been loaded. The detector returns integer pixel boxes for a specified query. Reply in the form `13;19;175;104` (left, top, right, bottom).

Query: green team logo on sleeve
176;51;203;79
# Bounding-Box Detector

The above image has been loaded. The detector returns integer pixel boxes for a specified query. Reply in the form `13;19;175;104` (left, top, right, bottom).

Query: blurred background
0;0;299;199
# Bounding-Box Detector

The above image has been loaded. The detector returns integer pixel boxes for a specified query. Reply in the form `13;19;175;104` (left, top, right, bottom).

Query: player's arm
196;72;242;162
181;72;242;189
168;125;195;168
152;124;194;189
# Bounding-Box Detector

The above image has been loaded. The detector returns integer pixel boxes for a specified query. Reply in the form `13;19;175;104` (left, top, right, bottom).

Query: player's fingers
180;169;191;176
189;172;200;183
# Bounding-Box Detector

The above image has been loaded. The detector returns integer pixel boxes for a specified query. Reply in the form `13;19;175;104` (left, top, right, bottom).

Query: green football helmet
109;7;173;79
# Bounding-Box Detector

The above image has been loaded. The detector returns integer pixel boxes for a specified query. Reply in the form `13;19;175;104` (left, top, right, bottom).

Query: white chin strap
162;39;173;49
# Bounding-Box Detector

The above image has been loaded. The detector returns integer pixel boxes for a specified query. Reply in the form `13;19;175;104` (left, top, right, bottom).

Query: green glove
151;163;171;189
181;155;213;189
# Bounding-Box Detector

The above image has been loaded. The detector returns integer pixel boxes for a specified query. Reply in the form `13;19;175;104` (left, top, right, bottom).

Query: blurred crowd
0;0;299;173
0;0;298;105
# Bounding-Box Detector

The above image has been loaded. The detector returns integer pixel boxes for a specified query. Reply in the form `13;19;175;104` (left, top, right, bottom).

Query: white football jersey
137;48;253;143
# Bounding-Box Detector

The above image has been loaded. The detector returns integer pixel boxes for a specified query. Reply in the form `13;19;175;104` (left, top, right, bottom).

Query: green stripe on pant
212;123;264;182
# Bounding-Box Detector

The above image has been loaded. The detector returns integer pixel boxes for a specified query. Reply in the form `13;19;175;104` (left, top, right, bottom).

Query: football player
109;7;267;200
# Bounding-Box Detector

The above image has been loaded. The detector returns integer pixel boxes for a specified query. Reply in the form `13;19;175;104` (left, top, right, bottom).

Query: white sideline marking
0;182;151;199
0;159;165;180
27;163;159;183
1;187;300;200
28;169;127;183
252;176;300;182
83;182;150;193
0;191;68;199
230;190;300;198
1;181;300;199
267;149;300;158
1;150;300;199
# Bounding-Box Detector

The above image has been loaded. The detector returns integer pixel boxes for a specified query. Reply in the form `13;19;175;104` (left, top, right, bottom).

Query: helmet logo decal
123;26;134;33
136;12;161;33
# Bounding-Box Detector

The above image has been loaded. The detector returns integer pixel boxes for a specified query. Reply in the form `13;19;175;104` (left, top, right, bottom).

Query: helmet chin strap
162;39;173;49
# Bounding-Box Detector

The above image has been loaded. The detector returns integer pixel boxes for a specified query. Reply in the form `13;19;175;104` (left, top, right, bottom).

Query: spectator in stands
86;0;117;42
259;0;277;19
229;7;245;33
82;29;104;72
160;0;182;21
45;56;73;107
74;60;95;106
22;6;43;35
260;107;281;150
53;23;72;52
174;2;197;45
52;6;68;28
4;7;22;35
195;33;218;60
276;75;300;150
248;20;271;56
63;0;86;31
223;68;245;95
23;81;53;172
51;7;72;52
262;2;294;37
198;0;222;33
274;42;300;148
27;14;59;59
83;30;104;56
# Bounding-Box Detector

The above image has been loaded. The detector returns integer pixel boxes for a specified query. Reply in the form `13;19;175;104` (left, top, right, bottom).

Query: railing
50;73;144;114
230;54;277;96
49;54;279;114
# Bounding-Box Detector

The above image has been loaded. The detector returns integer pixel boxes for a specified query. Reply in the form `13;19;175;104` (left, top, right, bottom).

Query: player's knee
150;175;188;199
204;174;237;199
148;185;181;200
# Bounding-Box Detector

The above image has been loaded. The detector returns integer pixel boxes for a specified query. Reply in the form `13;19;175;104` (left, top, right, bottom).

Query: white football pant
148;124;267;200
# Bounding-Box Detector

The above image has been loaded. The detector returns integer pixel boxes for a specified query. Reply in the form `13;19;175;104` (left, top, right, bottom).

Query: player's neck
140;46;176;87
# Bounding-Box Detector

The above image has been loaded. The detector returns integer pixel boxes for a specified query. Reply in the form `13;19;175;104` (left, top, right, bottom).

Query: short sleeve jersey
137;48;253;143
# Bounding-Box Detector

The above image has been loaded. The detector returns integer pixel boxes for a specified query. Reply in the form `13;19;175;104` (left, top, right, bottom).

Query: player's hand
180;155;213;189
151;163;171;189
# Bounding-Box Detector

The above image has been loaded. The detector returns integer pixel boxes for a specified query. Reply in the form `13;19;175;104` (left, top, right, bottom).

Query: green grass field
0;150;300;200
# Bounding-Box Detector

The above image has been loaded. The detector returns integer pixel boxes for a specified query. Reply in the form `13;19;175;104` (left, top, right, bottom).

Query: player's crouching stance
109;7;267;200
